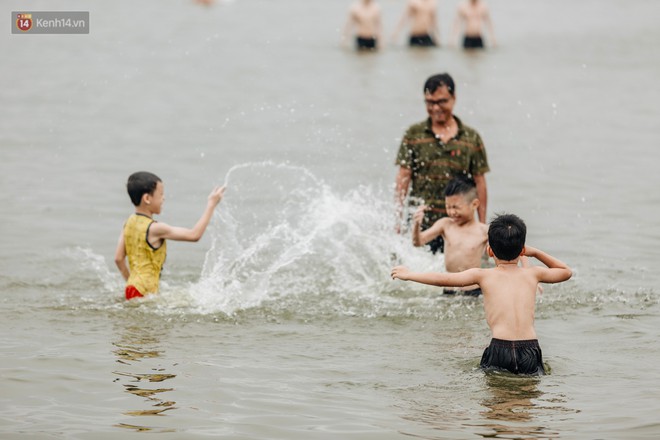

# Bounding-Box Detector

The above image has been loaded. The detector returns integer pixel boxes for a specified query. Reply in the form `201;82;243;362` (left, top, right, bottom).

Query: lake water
1;0;659;438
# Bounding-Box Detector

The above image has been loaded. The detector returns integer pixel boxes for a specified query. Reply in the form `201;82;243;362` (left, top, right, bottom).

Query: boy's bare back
391;246;572;340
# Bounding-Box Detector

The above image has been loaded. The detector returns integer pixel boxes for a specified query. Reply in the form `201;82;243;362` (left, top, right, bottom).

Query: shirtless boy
342;0;383;51
412;176;487;296
392;214;572;375
452;0;496;49
391;0;440;47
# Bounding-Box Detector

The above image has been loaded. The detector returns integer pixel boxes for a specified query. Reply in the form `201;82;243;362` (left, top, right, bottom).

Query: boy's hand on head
391;265;411;281
208;186;226;207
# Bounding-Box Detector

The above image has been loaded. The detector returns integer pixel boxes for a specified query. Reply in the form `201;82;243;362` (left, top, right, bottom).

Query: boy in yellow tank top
114;171;226;300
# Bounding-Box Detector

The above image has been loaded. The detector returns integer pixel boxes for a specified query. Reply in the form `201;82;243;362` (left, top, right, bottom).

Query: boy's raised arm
151;186;226;243
524;246;572;283
412;206;445;246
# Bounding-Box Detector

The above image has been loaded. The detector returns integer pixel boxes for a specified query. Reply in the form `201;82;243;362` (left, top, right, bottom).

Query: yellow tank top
123;213;167;295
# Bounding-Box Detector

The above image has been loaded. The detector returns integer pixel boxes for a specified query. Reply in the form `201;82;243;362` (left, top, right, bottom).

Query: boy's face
445;194;477;224
145;181;165;215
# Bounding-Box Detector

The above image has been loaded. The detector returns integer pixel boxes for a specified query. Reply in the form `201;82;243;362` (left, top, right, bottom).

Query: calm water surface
1;0;659;438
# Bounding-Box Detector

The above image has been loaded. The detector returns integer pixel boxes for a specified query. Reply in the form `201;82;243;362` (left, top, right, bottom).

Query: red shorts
125;285;144;300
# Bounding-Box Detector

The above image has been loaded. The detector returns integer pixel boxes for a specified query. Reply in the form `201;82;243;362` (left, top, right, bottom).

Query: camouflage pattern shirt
395;116;490;225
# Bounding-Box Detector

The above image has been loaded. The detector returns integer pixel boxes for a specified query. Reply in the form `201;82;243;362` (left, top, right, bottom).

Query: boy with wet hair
115;171;226;300
392;213;572;375
412;175;488;296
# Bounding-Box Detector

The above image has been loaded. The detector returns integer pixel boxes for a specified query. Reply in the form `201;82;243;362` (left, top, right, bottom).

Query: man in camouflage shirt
395;72;490;253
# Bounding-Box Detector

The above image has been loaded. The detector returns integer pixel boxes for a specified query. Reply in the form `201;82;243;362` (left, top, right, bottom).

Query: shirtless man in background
452;0;496;49
391;0;440;47
342;0;383;51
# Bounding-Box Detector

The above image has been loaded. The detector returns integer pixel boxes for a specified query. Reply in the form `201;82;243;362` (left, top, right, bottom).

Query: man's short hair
424;73;455;96
444;175;477;200
127;171;161;206
488;213;527;261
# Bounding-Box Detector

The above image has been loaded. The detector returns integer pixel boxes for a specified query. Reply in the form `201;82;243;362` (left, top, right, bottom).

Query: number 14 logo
16;13;33;32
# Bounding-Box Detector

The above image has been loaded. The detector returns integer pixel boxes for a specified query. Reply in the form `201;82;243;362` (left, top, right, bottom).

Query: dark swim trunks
463;35;484;49
443;288;482;296
409;34;437;47
480;338;545;375
428;236;444;254
125;285;143;300
356;36;377;50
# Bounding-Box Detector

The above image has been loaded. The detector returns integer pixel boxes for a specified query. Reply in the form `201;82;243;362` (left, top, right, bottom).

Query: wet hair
127;171;161;206
424;73;455;96
444;175;477;201
488;213;527;261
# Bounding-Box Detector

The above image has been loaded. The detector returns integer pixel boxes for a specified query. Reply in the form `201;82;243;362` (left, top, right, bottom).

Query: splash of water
191;162;440;315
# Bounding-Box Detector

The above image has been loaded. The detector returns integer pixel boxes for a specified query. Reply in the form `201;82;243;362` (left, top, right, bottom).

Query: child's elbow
189;232;204;242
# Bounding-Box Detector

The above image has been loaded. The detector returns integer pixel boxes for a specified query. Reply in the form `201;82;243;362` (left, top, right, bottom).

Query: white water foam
191;162;439;315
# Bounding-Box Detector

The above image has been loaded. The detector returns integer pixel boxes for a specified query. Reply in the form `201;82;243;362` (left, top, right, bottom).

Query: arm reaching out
412;207;446;246
391;265;481;287
150;186;226;244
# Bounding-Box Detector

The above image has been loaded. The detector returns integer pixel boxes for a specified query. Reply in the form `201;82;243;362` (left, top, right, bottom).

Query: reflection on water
475;373;568;439
112;323;178;432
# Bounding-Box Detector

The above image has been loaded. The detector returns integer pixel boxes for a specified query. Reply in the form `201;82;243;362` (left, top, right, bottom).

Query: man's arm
341;7;356;47
150;186;225;244
429;7;441;45
394;166;412;232
451;6;465;47
391;266;481;287
114;232;129;281
390;2;412;43
483;5;496;47
524;246;572;283
473;173;487;223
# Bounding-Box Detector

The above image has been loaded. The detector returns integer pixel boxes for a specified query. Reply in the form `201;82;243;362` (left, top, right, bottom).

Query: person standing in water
114;171;226;300
394;73;490;254
342;0;383;51
451;0;496;49
391;0;440;47
392;213;572;375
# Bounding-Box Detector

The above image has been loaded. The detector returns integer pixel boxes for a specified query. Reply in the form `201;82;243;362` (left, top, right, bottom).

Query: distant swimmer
452;0;496;49
342;0;383;51
412;176;488;296
393;213;573;375
391;0;440;47
114;171;226;300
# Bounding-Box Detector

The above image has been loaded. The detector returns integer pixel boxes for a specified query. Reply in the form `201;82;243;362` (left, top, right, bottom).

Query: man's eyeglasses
425;99;451;107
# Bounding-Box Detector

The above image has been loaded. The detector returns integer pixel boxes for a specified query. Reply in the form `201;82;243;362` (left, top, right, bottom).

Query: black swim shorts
480;338;545;375
463;35;484;49
443;287;482;296
409;34;437;47
356;36;377;50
